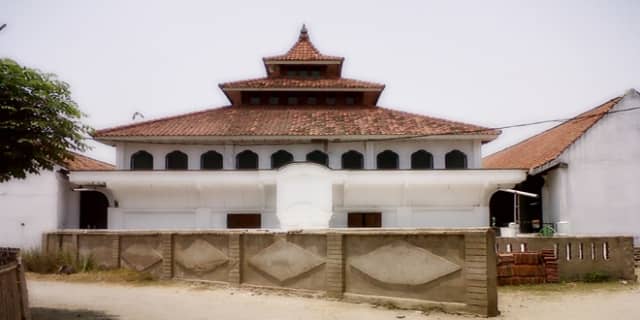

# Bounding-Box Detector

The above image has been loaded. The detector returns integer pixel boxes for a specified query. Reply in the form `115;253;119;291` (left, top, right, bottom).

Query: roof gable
483;96;622;170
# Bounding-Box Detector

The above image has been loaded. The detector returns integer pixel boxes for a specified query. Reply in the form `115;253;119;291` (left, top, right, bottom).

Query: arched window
306;150;329;166
341;150;364;169
271;150;293;169
376;150;399;169
201;151;223;170
411;150;433;169
236;150;259;169
131;151;153;170
166;151;188;170
445;150;468;169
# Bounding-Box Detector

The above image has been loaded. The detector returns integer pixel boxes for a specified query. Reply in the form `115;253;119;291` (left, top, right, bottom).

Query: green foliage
583;271;611;283
21;249;95;274
0;58;93;182
539;225;555;237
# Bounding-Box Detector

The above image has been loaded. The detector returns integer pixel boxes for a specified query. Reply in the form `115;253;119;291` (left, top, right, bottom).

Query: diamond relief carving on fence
350;240;461;285
249;239;325;283
176;239;229;273
121;243;163;272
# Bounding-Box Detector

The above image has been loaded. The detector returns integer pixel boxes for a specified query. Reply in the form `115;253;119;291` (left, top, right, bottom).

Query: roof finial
299;24;309;40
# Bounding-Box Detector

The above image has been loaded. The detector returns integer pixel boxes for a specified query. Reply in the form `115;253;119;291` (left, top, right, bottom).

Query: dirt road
28;280;640;320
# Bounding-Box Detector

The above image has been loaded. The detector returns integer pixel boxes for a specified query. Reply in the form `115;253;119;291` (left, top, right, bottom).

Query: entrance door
79;191;109;229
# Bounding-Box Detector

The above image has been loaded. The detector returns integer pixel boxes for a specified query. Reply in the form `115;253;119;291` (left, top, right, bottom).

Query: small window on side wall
342;150;364;169
445;150;467;169
271;150;293;169
306;150;329;166
236;150;259;169
411;150;433;169
376;150;399;169
131;151;153;170
166;151;188;170
227;214;261;229
348;212;381;228
201;151;223;170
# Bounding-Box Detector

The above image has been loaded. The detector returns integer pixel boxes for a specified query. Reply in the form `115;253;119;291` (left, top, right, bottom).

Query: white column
364;141;375;169
224;145;234;169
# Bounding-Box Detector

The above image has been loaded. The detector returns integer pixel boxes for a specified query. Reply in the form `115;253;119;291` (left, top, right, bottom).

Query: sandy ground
28;279;640;320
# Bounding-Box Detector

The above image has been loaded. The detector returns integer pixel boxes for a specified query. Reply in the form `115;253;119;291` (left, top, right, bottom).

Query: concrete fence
0;248;31;320
496;236;636;281
44;228;498;317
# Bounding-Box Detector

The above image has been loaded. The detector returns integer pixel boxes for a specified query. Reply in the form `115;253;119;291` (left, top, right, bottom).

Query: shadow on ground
31;307;119;320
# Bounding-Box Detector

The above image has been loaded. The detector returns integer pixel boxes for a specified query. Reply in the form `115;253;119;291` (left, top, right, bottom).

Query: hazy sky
2;0;639;163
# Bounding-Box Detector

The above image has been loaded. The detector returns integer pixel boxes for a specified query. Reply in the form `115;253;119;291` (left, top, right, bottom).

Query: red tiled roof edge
482;96;622;171
219;77;384;90
64;152;115;171
94;107;225;138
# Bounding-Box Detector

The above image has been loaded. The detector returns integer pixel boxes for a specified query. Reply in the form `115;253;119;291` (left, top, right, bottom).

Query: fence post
111;234;121;268
228;233;242;286
464;230;498;317
326;232;344;298
17;257;32;320
160;233;173;280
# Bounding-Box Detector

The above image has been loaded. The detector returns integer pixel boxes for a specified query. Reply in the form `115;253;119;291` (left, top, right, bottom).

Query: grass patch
21;249;95;274
27;268;160;284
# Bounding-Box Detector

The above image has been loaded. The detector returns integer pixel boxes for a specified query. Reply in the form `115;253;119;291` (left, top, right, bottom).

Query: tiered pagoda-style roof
95;26;498;141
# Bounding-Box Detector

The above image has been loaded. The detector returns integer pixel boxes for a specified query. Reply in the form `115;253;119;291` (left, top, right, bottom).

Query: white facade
112;138;483;170
0;168;80;249
540;90;640;242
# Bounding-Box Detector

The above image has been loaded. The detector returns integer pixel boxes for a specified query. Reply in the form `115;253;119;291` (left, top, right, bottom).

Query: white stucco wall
0;168;72;249
542;90;640;242
116;138;480;170
70;167;524;230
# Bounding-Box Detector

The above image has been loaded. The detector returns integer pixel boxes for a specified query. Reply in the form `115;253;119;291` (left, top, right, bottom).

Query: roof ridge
95;106;233;136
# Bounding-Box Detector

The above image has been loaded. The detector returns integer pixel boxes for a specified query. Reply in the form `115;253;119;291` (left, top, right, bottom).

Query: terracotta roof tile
220;77;383;90
483;97;622;170
95;106;499;140
64;152;115;171
263;27;342;62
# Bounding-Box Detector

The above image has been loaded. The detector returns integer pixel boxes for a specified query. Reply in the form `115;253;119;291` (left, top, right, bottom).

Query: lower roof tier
95;105;500;142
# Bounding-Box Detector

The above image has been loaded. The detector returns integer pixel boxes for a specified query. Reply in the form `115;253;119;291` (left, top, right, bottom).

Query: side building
484;89;640;243
0;153;114;248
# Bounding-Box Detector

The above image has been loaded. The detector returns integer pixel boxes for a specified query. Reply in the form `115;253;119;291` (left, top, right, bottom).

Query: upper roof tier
263;25;344;63
93;26;500;143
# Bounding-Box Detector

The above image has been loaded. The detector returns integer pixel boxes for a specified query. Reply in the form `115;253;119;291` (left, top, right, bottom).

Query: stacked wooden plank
634;247;640;267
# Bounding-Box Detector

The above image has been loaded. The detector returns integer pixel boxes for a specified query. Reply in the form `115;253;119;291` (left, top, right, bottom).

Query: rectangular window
307;96;317;105
345;96;355;105
287;97;298;105
250;96;261;105
326;96;336;105
286;70;297;77
348;212;381;228
311;70;321;78
227;214;261;229
269;96;279;105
